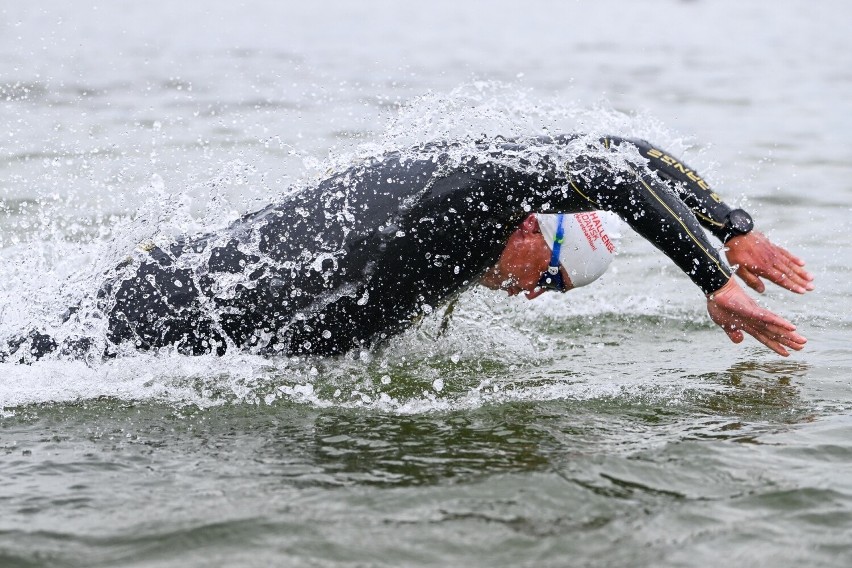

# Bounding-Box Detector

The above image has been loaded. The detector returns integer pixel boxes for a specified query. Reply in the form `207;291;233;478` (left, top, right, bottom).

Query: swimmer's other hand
725;231;814;295
706;278;807;357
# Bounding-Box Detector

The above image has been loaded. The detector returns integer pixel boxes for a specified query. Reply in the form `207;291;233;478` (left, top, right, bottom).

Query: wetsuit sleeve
560;139;733;295
615;138;737;243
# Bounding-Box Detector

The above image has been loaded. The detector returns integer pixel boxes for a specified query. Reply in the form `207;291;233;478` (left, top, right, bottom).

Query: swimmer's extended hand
725;231;814;294
706;278;807;357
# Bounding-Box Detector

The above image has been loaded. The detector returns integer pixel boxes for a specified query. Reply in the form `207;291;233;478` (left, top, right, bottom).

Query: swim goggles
536;213;568;292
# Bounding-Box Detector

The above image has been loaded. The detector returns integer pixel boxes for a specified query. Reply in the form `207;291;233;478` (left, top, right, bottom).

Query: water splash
1;82;705;412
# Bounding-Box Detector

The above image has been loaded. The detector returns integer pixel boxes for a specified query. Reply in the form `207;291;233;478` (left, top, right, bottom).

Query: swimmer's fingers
774;244;806;267
750;333;790;357
706;278;806;357
759;242;814;293
735;265;767;294
762;261;814;294
721;325;744;345
720;315;805;357
782;249;815;290
739;318;807;357
744;327;806;357
726;232;814;294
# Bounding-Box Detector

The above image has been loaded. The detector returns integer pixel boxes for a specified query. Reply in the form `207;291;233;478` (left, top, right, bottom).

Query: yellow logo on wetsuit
645;148;722;203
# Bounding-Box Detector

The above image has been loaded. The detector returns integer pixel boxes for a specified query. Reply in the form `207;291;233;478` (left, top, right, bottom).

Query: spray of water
1;82;712;412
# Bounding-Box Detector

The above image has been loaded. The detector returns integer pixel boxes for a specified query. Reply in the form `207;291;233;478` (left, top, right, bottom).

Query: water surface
2;1;851;566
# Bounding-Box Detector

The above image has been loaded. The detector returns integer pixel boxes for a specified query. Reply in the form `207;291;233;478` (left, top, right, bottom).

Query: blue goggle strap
537;213;567;290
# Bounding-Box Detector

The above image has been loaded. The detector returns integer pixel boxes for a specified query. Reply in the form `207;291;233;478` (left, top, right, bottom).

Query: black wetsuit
5;135;740;361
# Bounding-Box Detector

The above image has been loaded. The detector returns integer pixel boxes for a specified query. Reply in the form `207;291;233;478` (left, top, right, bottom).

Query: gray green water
2;1;852;566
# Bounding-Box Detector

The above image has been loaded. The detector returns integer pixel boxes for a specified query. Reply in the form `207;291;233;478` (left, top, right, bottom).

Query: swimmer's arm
535;140;807;357
562;147;732;295
625;138;733;239
624;139;814;295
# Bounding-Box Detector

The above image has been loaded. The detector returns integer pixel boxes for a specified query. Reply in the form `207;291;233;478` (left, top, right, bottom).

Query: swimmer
2;135;813;362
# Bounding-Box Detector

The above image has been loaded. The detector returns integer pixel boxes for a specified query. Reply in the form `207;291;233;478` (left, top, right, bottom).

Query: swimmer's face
480;215;574;300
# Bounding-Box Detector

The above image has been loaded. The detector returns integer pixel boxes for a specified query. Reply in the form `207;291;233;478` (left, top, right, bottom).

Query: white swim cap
535;211;622;288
